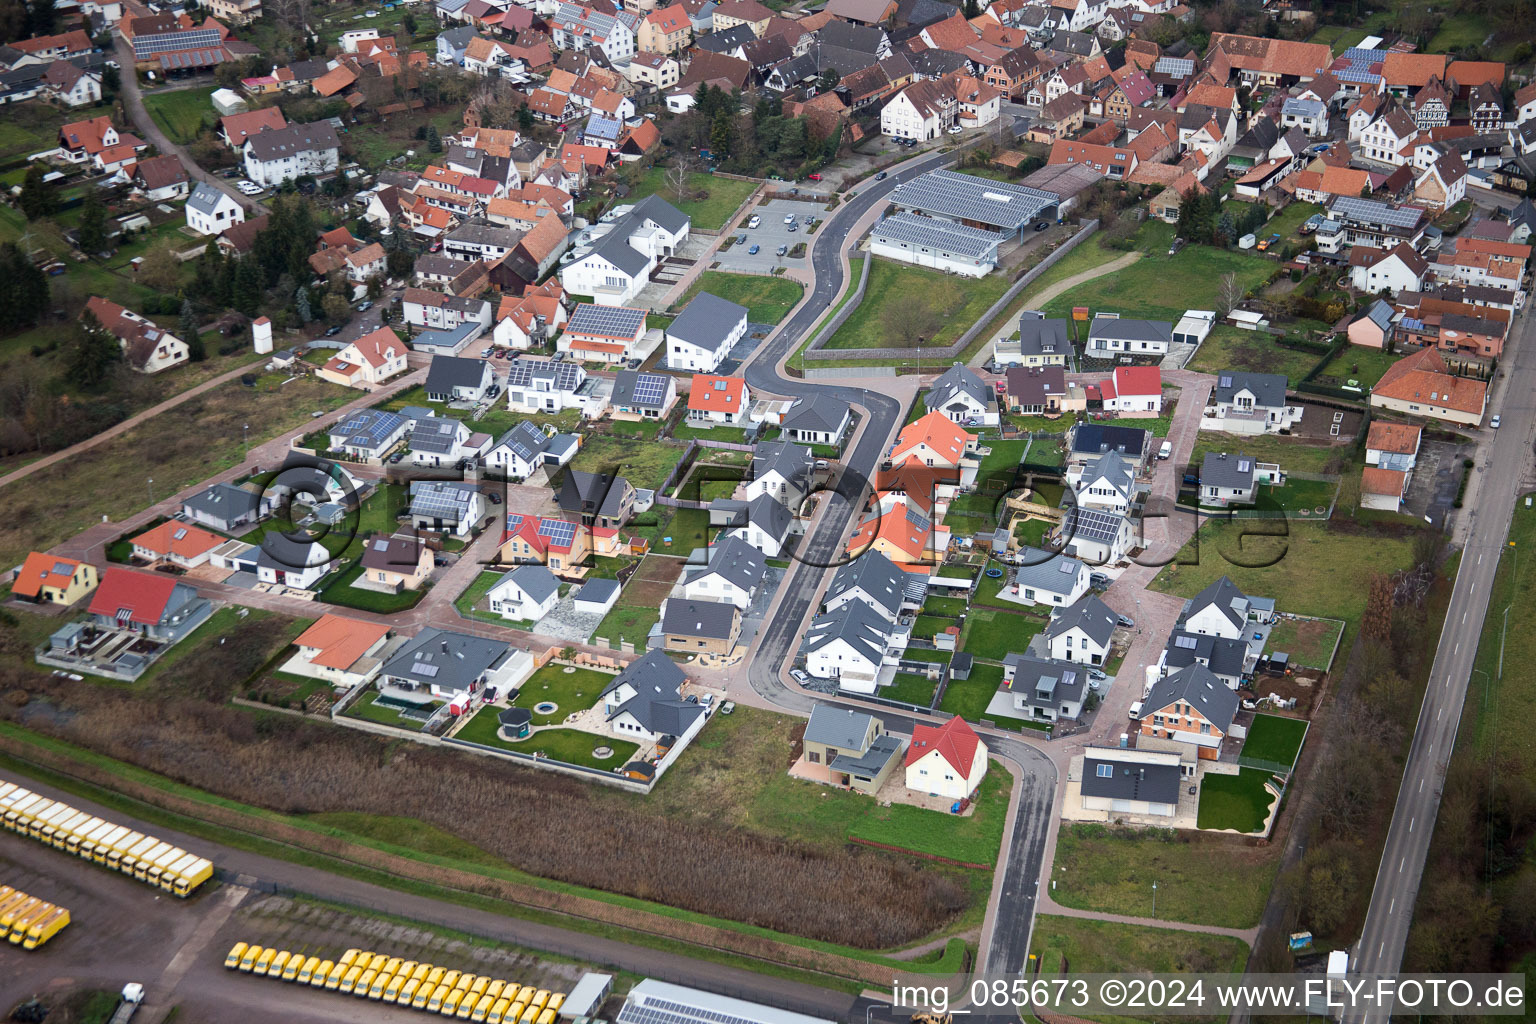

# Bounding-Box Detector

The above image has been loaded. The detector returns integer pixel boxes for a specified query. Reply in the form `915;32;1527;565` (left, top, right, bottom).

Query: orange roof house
289;614;392;679
1370;347;1487;426
129;521;226;566
890;411;977;470
687;374;750;421
220;107;287;146
1380;52;1446;92
845;496;944;564
11;552;98;605
1365;421;1422;457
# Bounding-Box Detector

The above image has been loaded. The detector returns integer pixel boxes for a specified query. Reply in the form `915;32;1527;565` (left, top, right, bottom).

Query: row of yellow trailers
0;885;70;949
225;942;566;1024
0;781;212;898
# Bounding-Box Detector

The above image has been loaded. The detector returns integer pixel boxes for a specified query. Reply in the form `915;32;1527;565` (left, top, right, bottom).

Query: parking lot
714;199;828;274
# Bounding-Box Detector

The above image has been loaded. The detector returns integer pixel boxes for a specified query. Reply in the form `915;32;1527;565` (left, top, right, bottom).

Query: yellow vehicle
324;961;348;990
367;969;393;999
297;956;322;984
454;975;477;994
461;994;487;1020
69;817;106;857
339;965;364;994
310;960;335;988
354;969;379;998
517;1001;539;1024
400;960;423;981
427;984;452;1013
379;956;403;978
8;793;50;832
442;990;466;1017
81;820;121;860
535;1009;556;1024
8;901;52;943
441;970;463;991
33;804;72;844
423;967;447;989
282;953;305;982
104;831;145;872
485;980;507;1002
224;942;248;969
512;986;537;1006
487;998;513;1024
338;948;362;968
122;837;165;878
238;945;264;972
267;951;291;978
252;947;278;976
412;981;438;1010
353;951;377;973
0;891;30;925
171;855;213;898
507;1000;528;1024
385;974;408;1003
1;896;40;936
469;976;491;998
530;989;551;1010
90;825;128;864
546;994;565;1013
22;906;70;950
2;792;41;830
22;799;58;838
54;811;93;851
472;995;497;1022
399;978;424;1006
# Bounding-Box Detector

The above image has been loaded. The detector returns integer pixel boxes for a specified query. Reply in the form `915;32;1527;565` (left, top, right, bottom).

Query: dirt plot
623;555;685;605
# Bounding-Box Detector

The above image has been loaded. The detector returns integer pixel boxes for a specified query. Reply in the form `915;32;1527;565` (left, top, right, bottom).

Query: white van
1157;440;1173;460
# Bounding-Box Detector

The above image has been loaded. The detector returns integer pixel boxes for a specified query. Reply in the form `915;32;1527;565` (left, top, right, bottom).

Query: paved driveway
716;199;827;273
1403;438;1469;527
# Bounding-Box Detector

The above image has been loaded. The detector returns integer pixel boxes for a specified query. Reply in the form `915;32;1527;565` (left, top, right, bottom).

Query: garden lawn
882;672;940;707
1049;823;1278;928
937;663;1005;721
901;647;952;665
678;272;805;324
1189;432;1346;476
513;664;615;724
1039;243;1273;322
1263;616;1343;669
141;86;218;145
1266;201;1326;242
318;563;428;613
1030;915;1249;985
1186;326;1324;385
591;604;660;649
961;607;1045;662
344;690;438;730
1239;714;1308;771
453;570;510;626
1258;476;1338;513
1150;521;1418;650
456;710;638;769
1196;768;1276;832
626;168;758;231
823;259;1010;350
1013;518;1051;548
911;615;958;641
625;505;712;552
848;765;1011;864
1313;345;1403;389
564;435;685;492
921;596;968;616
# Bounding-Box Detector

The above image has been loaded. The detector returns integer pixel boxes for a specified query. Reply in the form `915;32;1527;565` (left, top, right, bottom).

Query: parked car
787;222;797;232
1491;414;1501;428
1088;668;1108;681
876;171;888;180
720;701;736;714
946;125;963;135
807;173;822;181
1117;614;1135;628
1033;221;1049;231
1158;440;1173;460
480;347;494;357
1089;572;1110;588
790;668;809;683
784;214;795;225
748;244;760;255
748;215;761;228
776;245;788;256
355;301;373;312
388;452;405;463
486;492;503;504
235;180;262;195
324;325;344;337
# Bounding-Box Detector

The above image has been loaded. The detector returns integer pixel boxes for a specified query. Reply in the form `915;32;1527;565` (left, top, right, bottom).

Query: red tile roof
87;567;183;626
11;553;87;599
906;715;983;777
687;374;747;414
295;614;391;670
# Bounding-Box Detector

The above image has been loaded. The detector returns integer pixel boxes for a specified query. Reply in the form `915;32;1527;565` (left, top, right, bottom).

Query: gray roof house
1041;593;1119;663
379;627;515;702
1075;448;1139;510
996;313;1071;366
1139;662;1240;746
823;549;914;620
681;535;767;609
804;597;895;687
1208;370;1301;433
1178;575;1272;639
1001;652;1089;722
611;370;677;418
599;649;705;742
423;355;494;403
558;469;636;528
710;492;794;556
925;363;993;425
1200;451;1259;506
661;598;741;646
181;483;262;532
1010;547;1090;607
746;439;815;505
781;393;850;446
409;480;485;537
328;407;408;459
1081;748;1182;816
1069;423;1150;465
1086;315;1173;355
665;292;748;372
801;704;904;795
1163;630;1249;688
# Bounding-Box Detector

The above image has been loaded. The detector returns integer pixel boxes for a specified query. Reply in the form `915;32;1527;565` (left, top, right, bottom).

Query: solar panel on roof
1175;634;1198;649
1330;195;1425;229
889;169;1054;231
1218;375;1232;388
569;303;647;338
630;372;669;406
538;518;577;547
412;661;440;678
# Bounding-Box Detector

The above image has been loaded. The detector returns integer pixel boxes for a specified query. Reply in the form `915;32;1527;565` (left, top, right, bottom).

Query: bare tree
1217;271;1244;315
665;157;695;203
880;292;942;349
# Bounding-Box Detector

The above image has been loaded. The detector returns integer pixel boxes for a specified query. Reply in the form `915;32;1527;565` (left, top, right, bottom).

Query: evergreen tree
26;0;55;36
963;0;980;17
295;285;313;323
426;123;442;153
232;257;262;316
77;192;109;253
709;108;733;157
66;310;121;389
518;104;534;134
180;299;205;361
18;164;54;220
0;243;48;333
1215;211;1236;247
102;64;119;93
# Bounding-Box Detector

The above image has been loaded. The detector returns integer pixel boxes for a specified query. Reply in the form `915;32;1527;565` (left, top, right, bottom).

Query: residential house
10;553;98;606
1199;450;1282;506
800;705;904;796
746;440;815;507
1280;96;1328;136
316;327;409;389
327;408;409;461
1136;663;1238;759
284;614;391;689
781;394;850;447
485;421;565;479
85;568;211;642
1053;505;1135;565
423;356;495;404
666;292;748;372
1000;652;1090;723
1361;465;1410;512
57;116;145;172
1178;575;1265;640
626;50;680;88
1347;298;1395;349
1365;421;1423;478
639;4;692;52
1369;347;1488;427
357;533;434;593
487;564;562;622
687;374;751;425
905;715;987;799
505;357;603;417
1161;628;1249;689
242;121;341;187
680;535;766;609
823;549;912;621
1085;315;1172;356
1097;365;1162;415
924;364;994;426
597;649;705;743
1205;371;1302;434
1042;593;1118;664
37;60;102;107
711;0;774;36
710;492;793;557
660;598;742;655
1004;365;1070;416
378;627;521;706
184;180;245;236
402;290;492;331
1069;423;1150;471
82;297;188;374
550;2;638;63
611;369;678;420
1079;746;1185;818
803;598;897;691
845;494;945;564
256;535;333;591
409;480;487;538
408;416;492;468
558;469;637;528
123;155;189;202
1071;449;1139;514
558;302;649;363
881;78;956;140
889;411;976;470
1359;108;1419;166
995;313;1070;367
1009;547;1090;608
1469;83;1504;134
180;483;263;533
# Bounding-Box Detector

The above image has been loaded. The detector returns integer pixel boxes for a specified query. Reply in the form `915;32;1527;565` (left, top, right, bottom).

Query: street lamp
1151;880;1158;916
243;422;250;462
147;477;154;504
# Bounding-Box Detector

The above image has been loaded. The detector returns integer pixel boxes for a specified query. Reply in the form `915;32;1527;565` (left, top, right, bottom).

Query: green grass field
1030;915;1250;976
1259;476;1339;513
882;672;940;707
1313;345;1403;389
823;259;1011;351
1187;326;1324;385
141;87;218;145
564;434;685;492
937;663;1005;721
513;663;614;724
1050;823;1278;928
677;272;804;324
1263;616;1344;669
848;766;1010;864
456;711;639;769
1039;237;1274;322
960;607;1045;662
1265;201;1326;242
1240;714;1308;770
1189;432;1347;476
344;690;439;730
1196;769;1276;832
626;168;759;231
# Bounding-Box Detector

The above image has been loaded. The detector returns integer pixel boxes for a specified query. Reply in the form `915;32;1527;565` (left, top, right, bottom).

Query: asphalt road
1347;298;1536;1015
737;150;1060;1000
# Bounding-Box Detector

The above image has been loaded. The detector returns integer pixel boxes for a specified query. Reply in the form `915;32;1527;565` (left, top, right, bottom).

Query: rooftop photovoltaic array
619;997;763;1024
1062;506;1125;544
888;169;1055;231
538;518;578;548
411;482;474;517
506;359;583;390
1329;195;1426;229
872;212;1007;259
568;303;647;338
131;25;221;57
630;372;670;407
